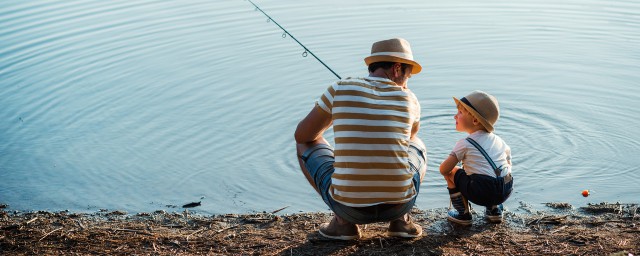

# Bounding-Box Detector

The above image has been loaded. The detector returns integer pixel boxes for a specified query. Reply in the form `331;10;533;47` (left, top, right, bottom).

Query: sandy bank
0;202;638;255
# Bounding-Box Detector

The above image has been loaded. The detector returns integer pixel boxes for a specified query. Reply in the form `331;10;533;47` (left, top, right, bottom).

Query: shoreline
1;202;638;255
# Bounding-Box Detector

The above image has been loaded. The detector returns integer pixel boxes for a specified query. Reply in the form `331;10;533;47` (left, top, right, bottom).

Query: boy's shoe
447;209;472;226
447;191;472;226
318;216;361;240
387;214;423;238
485;204;503;223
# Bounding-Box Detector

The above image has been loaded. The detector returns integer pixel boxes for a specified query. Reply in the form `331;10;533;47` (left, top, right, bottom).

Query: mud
0;202;637;255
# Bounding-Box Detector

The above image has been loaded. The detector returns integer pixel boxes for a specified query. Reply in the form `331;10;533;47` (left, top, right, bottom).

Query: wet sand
0;202;637;255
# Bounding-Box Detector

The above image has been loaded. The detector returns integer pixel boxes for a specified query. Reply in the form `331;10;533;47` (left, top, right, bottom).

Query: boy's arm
439;153;459;176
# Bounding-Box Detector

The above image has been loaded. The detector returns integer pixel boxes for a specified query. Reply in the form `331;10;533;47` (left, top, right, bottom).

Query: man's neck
369;70;405;88
369;70;391;80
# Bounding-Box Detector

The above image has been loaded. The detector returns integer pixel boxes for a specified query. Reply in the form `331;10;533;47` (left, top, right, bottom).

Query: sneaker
387;214;422;238
447;209;472;226
318;216;361;240
485;204;503;223
447;191;472;226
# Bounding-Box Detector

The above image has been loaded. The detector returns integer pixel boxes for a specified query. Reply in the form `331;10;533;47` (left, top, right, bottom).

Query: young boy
439;91;513;225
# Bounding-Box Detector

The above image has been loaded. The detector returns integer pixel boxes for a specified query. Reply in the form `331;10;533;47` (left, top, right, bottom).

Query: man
294;38;428;240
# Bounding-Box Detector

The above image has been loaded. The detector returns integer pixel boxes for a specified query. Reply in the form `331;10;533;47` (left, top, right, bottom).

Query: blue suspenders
466;137;514;204
465;138;503;178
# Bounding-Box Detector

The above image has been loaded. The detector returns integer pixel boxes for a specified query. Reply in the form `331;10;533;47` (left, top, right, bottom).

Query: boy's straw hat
364;38;422;74
453;91;500;132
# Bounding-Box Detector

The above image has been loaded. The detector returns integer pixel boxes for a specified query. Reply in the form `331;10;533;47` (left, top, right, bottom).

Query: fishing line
246;0;342;79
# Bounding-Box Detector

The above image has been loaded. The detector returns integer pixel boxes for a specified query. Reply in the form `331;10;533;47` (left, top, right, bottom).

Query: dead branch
112;228;153;236
26;217;38;225
271;206;290;214
216;224;239;233
186;227;207;241
39;227;62;242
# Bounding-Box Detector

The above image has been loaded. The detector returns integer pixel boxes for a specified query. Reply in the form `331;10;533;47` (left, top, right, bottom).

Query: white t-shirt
451;130;512;177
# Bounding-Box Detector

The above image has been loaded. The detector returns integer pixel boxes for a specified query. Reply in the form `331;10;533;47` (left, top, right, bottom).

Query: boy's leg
296;138;361;240
485;204;504;223
443;166;459;188
485;174;513;223
445;168;472;226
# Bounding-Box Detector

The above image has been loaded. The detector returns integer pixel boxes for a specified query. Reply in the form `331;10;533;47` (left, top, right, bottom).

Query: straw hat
453;91;500;132
364;38;422;74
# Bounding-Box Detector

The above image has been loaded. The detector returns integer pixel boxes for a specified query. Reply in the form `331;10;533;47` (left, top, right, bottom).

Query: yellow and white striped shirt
316;77;421;207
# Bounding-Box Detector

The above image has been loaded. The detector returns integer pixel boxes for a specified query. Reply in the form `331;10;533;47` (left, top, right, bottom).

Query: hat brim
453;96;494;132
364;55;422;74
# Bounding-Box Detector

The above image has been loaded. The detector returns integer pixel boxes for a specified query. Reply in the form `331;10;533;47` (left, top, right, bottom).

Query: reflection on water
1;0;639;214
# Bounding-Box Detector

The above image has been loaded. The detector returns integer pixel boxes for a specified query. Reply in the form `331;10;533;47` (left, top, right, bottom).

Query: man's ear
394;63;402;76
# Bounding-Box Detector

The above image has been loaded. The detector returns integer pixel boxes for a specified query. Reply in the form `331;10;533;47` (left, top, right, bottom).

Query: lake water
1;0;639;215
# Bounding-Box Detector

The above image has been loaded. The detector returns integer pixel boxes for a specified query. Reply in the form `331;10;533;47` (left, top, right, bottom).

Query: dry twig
271;206;290;214
186;227;207;240
216;224;239;233
39;227;62;242
550;225;567;234
112;228;153;236
26;217;38;225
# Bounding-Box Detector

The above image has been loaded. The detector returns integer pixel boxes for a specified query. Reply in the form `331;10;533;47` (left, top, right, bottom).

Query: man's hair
368;62;411;73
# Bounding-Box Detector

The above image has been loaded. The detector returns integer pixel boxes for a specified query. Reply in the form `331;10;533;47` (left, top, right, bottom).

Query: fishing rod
246;0;342;79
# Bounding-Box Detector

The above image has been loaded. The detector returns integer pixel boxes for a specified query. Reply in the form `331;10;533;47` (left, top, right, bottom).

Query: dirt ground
0;202;638;255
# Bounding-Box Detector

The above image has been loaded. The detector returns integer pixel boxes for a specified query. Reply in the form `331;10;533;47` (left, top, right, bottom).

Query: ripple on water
1;0;639;213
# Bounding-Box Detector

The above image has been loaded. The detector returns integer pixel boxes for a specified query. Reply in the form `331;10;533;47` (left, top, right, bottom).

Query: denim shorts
454;168;513;207
300;141;427;224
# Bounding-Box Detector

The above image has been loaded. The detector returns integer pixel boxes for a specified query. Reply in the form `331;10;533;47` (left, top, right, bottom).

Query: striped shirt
316;77;421;207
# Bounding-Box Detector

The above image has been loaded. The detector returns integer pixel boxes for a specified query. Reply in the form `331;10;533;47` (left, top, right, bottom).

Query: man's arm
410;121;420;140
294;106;332;144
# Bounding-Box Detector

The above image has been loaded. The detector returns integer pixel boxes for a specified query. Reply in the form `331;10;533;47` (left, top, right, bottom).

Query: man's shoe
485;204;503;223
387;214;422;238
318;216;361;240
447;209;472;226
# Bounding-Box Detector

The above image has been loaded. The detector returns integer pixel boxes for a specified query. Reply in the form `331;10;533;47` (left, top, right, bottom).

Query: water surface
1;0;639;214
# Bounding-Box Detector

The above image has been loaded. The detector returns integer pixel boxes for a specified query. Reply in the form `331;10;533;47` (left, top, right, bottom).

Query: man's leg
296;137;361;240
296;137;329;195
410;136;427;182
387;136;426;238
